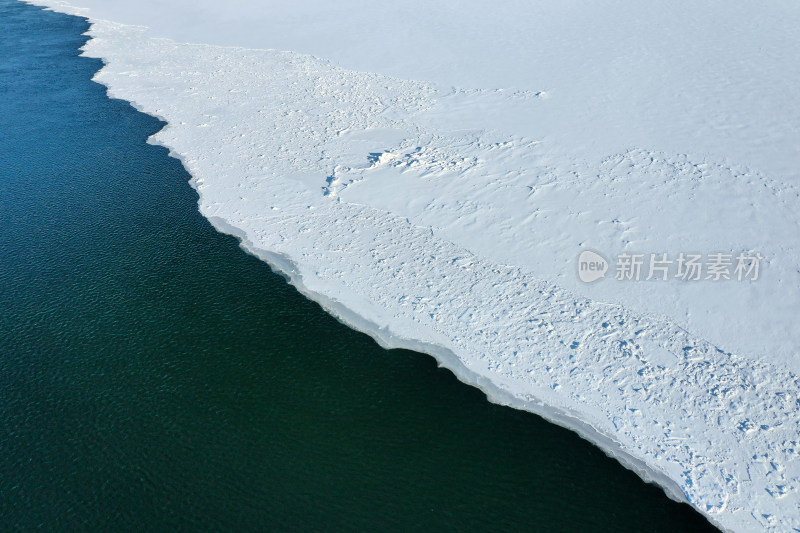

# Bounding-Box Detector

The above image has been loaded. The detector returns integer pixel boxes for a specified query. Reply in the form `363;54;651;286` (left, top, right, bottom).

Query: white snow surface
26;1;800;531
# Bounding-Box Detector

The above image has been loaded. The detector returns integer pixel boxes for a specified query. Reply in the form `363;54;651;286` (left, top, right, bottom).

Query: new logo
577;250;609;283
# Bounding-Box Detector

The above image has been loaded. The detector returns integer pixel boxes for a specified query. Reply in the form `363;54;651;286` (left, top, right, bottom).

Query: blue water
0;1;718;531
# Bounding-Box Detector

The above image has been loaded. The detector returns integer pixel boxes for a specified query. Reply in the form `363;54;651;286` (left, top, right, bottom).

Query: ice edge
23;2;732;530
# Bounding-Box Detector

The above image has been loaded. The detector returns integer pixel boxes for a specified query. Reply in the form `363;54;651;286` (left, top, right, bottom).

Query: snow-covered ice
25;1;800;531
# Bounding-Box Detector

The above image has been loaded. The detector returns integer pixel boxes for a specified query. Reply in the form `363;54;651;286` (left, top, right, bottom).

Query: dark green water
0;2;719;531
